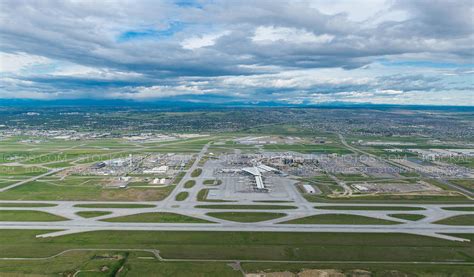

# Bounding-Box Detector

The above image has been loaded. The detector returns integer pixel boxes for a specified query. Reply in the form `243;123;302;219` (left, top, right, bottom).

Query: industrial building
143;165;169;174
152;178;167;185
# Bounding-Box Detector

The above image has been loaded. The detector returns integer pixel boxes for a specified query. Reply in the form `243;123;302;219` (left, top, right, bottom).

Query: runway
0;142;472;242
0;199;473;241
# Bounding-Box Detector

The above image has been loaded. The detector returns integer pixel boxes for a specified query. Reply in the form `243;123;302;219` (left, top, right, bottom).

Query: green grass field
0;165;47;177
196;188;233;202
280;214;400;225
0;180;20;189
305;193;472;203
0;210;68;221
196;204;297;210
333;173;378;182
22;150;109;165
253;200;294;203
434;215;474;225
1;230;472;263
207;212;286;222
172;172;185;185
315;205;425;211
0;202;57;207
175;191;189;201
0;250;132;277
44;161;73;168
399;171;422;177
120;259;240;277
0;179;174;201
388;213;426;221
450;179;474;193
443;157;474;169
191;168;202;177
103;212;214;223
76;211;112;218
203;179;222;186
183;180;196;188
442;206;474;211
0;249;241;276
263;143;351;155
75;203;155;209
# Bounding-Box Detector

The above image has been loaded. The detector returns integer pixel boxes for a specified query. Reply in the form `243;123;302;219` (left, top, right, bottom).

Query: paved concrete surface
0;141;472;242
0;199;473;241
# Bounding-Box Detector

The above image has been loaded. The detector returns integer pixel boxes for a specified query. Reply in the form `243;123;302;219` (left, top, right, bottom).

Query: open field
442;206;474;211
314;206;425;211
241;262;474;277
0;180;174;201
450;179;474;193
203;179;222;186
0;230;472;266
0;180;20;189
303;176;472;204
75;203;156;209
197;188;233;202
305;193;473;204
280;214;401;225
172;172;186;185
76;211;112;218
263;143;352;154
0;251;131;277
103;212;214;223
196;204;297;210
1;250;473;277
444;157;474;169
121;260;240;277
191;168;202;177
184;180;196;188
207;212;287;222
0;210;68;221
434;215;474;226
389;213;426;221
0;165;47;177
0;250;240;277
0;202;57;207
175;191;189;201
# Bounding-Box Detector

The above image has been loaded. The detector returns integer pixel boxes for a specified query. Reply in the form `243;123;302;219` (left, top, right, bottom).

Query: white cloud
106;84;216;99
0;1;471;105
252;26;334;44
218;68;373;89
376;89;403;95
285;90;474;106
312;0;386;21
51;64;143;79
0;52;51;73
181;31;230;50
312;0;409;24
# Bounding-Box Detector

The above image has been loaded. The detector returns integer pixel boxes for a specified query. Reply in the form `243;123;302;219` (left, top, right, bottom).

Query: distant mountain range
0;98;473;111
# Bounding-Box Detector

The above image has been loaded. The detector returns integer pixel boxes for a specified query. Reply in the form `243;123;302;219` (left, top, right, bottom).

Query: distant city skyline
0;0;473;105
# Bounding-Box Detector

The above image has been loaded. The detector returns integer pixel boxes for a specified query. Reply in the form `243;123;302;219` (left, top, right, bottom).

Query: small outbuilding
303;184;316;194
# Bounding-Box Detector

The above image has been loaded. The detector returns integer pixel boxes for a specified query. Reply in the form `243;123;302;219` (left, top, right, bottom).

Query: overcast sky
0;0;473;105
